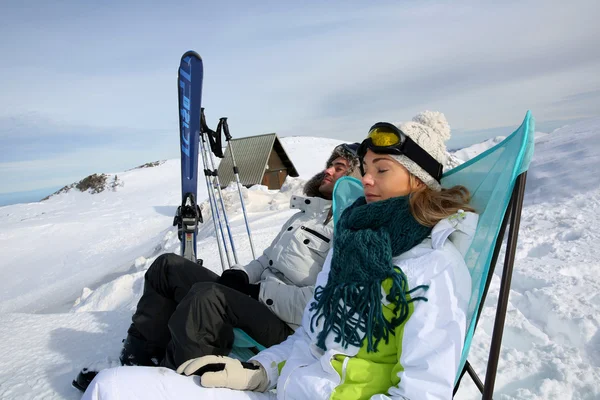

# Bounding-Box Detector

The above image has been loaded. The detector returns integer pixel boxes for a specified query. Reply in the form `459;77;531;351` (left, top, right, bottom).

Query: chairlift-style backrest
444;111;534;380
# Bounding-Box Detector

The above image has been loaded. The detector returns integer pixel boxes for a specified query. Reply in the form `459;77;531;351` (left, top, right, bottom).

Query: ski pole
203;127;239;265
202;134;232;269
199;136;227;270
199;130;230;270
201;110;236;267
219;118;257;259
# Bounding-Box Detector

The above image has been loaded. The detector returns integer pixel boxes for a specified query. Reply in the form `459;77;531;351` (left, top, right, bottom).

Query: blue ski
173;51;203;263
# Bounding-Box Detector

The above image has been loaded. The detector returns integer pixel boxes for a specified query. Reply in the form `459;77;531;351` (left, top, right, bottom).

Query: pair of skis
173;51;255;269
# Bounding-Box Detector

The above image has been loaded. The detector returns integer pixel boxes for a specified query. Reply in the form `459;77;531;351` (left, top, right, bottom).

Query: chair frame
453;172;528;399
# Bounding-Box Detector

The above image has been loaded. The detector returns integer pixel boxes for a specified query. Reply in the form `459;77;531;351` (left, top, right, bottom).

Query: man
73;143;359;391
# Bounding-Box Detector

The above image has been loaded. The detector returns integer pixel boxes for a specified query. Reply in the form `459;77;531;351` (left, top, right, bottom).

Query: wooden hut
217;133;299;190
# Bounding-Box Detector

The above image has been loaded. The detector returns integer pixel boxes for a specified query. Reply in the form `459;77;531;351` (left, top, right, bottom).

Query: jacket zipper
340;356;350;385
301;226;330;243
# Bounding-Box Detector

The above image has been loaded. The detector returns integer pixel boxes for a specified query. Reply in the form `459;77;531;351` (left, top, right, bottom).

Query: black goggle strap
401;136;443;183
358;137;443;183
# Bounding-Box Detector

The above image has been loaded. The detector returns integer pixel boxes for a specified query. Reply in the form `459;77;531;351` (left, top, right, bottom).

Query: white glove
176;355;269;392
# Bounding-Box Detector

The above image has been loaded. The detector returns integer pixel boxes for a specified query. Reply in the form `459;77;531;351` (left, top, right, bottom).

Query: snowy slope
0;161;183;313
0;137;343;314
455;187;600;399
452;136;506;162
1;122;600;399
525;117;600;206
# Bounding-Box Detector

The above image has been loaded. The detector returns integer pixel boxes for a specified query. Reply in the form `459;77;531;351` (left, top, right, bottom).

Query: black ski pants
128;253;294;370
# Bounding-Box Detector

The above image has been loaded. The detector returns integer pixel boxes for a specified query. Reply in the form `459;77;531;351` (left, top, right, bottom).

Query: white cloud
0;0;599;193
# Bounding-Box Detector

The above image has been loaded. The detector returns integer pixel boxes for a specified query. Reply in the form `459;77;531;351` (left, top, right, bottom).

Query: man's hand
218;269;249;291
177;355;269;392
217;269;260;300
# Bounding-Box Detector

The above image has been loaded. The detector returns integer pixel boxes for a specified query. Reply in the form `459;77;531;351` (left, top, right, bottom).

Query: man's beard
303;171;333;199
319;180;334;199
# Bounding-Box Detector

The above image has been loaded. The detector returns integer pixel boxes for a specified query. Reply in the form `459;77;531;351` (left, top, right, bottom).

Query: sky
1;0;599;204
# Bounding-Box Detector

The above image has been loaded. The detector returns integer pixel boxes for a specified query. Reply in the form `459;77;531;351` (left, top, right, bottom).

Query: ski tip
181;50;202;61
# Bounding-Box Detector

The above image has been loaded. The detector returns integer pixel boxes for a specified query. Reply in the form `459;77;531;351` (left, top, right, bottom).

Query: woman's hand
177;355;269;392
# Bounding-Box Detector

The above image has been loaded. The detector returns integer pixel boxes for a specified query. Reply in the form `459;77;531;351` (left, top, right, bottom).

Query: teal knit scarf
309;196;432;352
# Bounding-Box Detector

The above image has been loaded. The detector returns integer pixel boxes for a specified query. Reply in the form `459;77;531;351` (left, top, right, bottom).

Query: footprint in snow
591;293;600;307
557;229;583;242
527;242;555;258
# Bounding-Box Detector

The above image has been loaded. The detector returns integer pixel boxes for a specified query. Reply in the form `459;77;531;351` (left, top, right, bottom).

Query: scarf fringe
310;271;429;352
309;196;432;353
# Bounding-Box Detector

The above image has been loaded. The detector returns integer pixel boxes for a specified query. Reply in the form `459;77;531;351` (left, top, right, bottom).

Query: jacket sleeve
259;281;314;326
250;326;307;390
234;214;298;283
372;250;471;400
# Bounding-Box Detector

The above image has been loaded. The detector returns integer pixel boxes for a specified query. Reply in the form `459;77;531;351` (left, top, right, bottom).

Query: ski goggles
338;142;360;156
357;122;443;183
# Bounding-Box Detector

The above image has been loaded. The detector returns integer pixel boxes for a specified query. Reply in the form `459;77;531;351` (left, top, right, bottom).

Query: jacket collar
430;211;479;257
290;195;332;215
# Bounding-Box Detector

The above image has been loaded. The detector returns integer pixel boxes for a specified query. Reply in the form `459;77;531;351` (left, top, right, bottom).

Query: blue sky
1;0;599;204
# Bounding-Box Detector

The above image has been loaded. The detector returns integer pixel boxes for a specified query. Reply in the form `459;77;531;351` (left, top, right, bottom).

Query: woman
83;111;478;400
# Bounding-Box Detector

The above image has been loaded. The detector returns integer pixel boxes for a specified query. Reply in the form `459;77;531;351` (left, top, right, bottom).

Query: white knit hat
390;110;451;191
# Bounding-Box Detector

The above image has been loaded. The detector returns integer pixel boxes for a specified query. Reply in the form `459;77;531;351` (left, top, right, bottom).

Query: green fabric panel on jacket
278;361;286;375
329;275;416;400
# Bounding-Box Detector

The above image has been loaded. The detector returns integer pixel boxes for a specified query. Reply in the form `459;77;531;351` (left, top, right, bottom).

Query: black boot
119;334;162;367
71;334;162;393
71;368;98;392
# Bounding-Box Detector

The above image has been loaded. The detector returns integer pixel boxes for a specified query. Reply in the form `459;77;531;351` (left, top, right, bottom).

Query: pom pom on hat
411;111;451;141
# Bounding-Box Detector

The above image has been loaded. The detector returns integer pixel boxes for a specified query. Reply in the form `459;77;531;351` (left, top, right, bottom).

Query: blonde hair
408;175;475;227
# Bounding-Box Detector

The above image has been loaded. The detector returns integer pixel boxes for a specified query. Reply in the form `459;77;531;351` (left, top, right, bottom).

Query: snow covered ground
1;120;599;399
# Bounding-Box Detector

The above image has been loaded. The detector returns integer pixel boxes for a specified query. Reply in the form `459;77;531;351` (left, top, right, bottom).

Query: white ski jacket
235;195;334;329
251;211;478;400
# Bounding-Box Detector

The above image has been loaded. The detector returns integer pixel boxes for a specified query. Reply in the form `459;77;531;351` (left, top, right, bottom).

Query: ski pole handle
220;117;233;141
201;108;208;132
